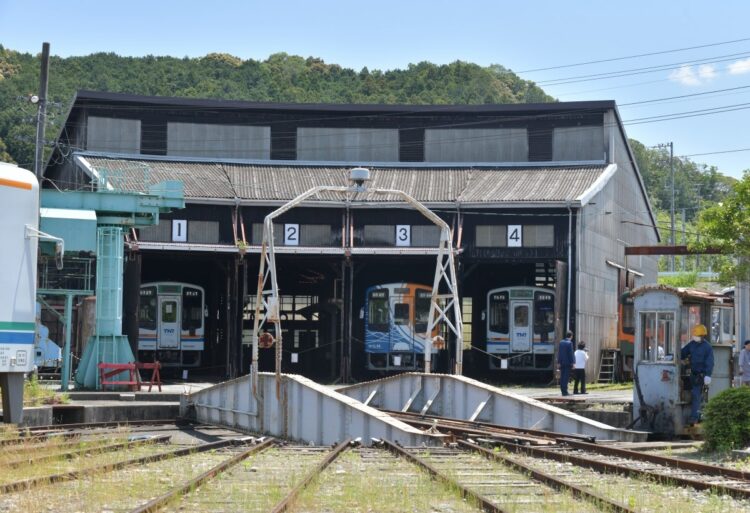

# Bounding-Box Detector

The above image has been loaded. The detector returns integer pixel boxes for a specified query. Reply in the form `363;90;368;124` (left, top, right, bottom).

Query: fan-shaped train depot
35;92;668;386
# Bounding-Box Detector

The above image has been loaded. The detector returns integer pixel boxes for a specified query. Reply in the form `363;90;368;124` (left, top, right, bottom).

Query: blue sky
2;0;749;179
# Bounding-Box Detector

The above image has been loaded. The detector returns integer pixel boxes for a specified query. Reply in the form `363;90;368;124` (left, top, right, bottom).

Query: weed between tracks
419;448;600;513
0;446;233;513
292;448;482;513
651;444;750;472
496;446;750;513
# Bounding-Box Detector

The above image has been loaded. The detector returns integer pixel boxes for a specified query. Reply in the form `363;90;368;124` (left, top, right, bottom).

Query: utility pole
681;208;686;271
656;142;676;271
34;42;50;181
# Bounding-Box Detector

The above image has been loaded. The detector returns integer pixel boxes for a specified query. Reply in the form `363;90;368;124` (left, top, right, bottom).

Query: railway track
1;420;749;512
384;440;630;513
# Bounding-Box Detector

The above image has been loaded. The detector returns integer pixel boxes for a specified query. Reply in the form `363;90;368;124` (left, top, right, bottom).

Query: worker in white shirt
573;342;589;395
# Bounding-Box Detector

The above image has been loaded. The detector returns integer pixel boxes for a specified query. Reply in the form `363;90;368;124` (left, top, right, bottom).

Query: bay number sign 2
284;224;299;246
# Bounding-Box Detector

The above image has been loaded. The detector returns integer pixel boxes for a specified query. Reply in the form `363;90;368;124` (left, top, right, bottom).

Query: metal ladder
597;349;618;384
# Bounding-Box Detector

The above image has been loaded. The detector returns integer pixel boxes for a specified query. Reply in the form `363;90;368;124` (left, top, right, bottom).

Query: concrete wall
167;122;270;159
87;117;141;154
552;126;605;161
297;128;399;162
575;118;659;380
424;128;528;162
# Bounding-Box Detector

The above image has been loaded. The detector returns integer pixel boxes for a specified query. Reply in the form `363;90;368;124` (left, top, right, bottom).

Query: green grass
585;381;633;391
23;375;69;406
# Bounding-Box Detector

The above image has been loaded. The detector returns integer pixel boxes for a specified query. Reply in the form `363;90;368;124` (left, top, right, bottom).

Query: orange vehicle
618;270;636;378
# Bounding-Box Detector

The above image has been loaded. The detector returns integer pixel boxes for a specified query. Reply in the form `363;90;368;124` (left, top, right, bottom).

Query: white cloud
698;64;716;80
668;64;718;86
728;58;750;75
669;65;701;86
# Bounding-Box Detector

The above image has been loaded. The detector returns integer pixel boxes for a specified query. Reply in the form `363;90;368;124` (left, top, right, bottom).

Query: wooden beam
625;245;724;256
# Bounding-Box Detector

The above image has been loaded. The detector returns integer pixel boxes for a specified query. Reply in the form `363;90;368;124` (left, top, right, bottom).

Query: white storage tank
0;162;38;374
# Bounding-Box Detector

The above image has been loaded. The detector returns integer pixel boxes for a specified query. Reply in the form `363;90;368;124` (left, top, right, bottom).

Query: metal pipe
61;293;73;391
566;203;573;333
346;258;354;383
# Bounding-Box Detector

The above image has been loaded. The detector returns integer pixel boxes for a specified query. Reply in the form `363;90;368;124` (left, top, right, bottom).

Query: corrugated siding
251;223;283;245
297;128;399;162
424;128;528;162
188;220;220;244
81;157;608;204
138;220;171;242
574;132;659;380
552;126;605;161
411;225;440;247
363;225;393;245
301;225;333;246
523;225;554;247
475;225;507;247
167;122;270;159
87;117;141;154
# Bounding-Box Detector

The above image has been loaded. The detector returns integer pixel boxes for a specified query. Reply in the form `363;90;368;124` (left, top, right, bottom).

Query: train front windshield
368;290;389;331
488;292;509;333
415;290;431;333
139;286;157;331
533;291;555;340
182;287;203;334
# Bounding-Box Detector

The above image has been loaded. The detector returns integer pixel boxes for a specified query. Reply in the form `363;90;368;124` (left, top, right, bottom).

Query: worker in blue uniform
680;324;714;425
557;330;576;396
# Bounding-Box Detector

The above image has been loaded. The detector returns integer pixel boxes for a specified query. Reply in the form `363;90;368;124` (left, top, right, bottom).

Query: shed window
523;225;554;247
475;226;506;248
639;311;674;362
300;225;332;246
364;225;394;246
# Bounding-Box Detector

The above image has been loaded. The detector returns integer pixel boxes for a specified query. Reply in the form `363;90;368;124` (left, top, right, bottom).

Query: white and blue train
486;286;556;371
138;282;205;368
364;282;437;371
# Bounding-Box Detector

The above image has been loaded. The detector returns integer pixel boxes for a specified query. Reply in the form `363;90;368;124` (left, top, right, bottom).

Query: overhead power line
516;36;750;73
537;50;750;86
680;147;750;158
619;83;750;107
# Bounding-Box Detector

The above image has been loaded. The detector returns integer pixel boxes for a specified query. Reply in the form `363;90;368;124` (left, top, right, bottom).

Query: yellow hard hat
692;324;707;337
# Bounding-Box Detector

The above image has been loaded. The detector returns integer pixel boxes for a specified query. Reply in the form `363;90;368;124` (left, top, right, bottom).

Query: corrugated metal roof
80;156;609;204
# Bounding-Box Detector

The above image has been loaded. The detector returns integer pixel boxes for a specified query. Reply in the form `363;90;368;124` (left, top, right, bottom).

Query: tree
697;170;750;281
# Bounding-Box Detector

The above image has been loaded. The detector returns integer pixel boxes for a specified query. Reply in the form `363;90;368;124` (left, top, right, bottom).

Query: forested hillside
0;47;551;168
0;46;738;238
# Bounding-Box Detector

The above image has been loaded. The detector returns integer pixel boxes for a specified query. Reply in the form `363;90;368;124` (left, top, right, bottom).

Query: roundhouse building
43;91;659;382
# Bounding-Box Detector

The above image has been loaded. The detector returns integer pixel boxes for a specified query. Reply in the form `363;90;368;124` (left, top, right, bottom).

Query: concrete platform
1;400;179;426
